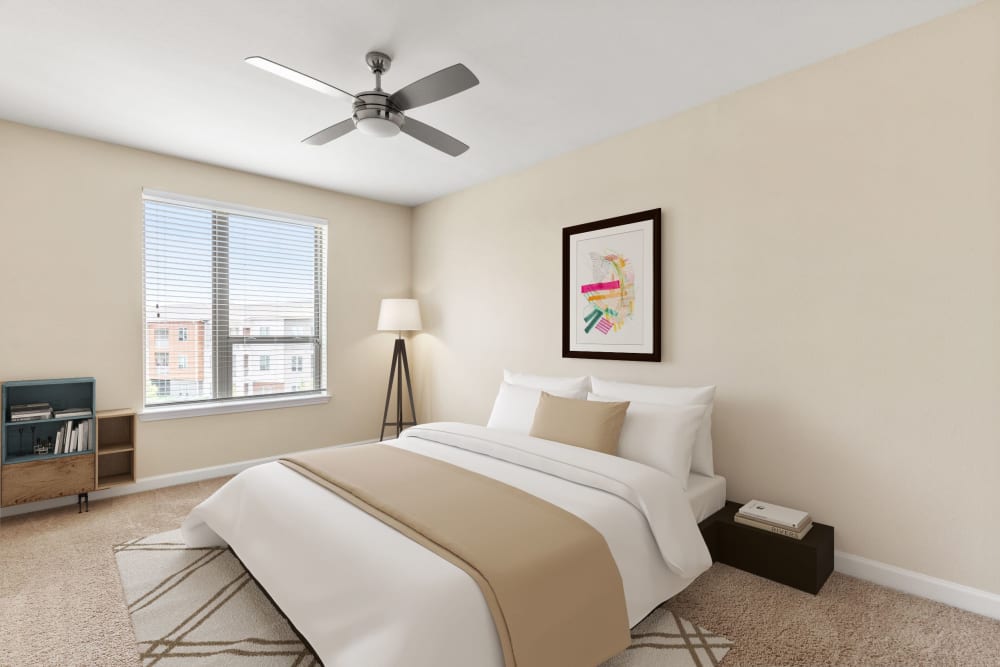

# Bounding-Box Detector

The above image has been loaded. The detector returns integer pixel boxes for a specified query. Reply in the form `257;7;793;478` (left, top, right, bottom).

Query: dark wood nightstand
699;501;834;594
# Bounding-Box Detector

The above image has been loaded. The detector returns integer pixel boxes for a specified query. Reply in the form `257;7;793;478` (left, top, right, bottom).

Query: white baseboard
0;438;375;519
835;550;1000;621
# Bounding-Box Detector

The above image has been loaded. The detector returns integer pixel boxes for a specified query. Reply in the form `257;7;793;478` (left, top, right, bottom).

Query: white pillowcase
487;382;581;433
590;377;716;476
588;393;704;488
503;370;590;399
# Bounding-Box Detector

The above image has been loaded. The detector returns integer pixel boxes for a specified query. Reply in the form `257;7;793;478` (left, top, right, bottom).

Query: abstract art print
562;209;660;361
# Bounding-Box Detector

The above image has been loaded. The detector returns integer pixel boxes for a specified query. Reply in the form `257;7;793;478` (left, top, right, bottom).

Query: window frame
141;189;329;420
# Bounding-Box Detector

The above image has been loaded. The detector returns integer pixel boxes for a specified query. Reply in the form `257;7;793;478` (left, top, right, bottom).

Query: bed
182;422;723;667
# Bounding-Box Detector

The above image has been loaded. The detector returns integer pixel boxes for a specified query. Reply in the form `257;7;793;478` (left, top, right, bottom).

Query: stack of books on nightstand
736;499;813;540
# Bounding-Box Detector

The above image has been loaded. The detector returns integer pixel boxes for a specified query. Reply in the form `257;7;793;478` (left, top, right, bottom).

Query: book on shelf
10;417;96;458
10;413;51;421
10;410;54;421
734;514;813;540
12;403;50;410
10;402;54;420
737;499;811;532
54;408;92;418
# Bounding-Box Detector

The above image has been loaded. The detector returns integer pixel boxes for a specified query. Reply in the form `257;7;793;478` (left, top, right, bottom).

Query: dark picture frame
562;209;661;362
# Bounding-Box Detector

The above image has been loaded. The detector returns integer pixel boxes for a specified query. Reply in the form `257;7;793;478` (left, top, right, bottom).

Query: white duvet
182;423;712;667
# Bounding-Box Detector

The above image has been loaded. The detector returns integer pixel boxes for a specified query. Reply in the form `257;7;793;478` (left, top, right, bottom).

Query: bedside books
735;514;813;539
737;499;813;540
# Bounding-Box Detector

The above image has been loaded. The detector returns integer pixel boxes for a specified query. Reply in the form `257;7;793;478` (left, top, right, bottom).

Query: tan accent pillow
529;392;629;455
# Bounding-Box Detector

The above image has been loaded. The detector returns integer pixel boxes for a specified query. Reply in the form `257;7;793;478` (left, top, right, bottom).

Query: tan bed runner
281;444;629;667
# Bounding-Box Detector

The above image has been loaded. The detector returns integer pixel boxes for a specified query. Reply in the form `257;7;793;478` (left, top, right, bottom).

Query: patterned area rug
115;530;731;666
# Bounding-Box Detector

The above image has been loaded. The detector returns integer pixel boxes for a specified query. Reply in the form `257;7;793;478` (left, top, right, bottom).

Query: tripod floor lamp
378;298;421;441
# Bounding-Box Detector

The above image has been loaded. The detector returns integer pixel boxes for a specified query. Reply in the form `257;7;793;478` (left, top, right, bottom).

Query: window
143;190;327;408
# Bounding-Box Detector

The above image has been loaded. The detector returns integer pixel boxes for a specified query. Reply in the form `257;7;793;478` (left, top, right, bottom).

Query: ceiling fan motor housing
353;52;402;137
353;92;404;137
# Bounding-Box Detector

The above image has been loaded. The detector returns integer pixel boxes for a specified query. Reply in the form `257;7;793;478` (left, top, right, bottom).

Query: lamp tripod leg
396;339;403;438
400;340;417;429
379;342;400;441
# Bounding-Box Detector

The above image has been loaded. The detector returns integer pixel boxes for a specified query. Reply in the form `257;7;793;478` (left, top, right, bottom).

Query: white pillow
589;393;704;488
503;370;590;399
590;377;716;476
487;382;581;433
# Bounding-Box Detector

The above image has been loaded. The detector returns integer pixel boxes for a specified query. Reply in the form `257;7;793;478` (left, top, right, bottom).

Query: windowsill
140;393;330;422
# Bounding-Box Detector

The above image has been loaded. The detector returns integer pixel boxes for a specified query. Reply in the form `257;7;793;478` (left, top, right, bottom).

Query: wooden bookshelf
1;378;97;508
96;410;136;490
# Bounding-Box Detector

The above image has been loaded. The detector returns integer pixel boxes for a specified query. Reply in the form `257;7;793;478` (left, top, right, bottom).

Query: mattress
686;472;726;522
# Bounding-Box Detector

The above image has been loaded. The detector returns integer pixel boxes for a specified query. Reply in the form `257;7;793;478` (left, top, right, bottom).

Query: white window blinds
142;190;327;408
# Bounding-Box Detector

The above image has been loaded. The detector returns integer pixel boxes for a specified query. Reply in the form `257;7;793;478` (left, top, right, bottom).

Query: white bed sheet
686;472;727;522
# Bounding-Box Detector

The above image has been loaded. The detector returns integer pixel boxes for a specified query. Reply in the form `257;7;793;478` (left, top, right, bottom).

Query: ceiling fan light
355;116;401;138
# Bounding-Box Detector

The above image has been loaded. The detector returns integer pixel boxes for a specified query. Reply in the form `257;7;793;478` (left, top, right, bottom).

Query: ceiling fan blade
401;116;468;156
389;64;479;111
302;118;356;145
246;56;356;102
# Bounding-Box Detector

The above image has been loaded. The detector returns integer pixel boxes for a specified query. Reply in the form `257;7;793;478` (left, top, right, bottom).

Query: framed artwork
562;209;661;362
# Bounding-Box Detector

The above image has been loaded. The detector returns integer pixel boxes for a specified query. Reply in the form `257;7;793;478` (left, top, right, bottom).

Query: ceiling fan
246;51;479;156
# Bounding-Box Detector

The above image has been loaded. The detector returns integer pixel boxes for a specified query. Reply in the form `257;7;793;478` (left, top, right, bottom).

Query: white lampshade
377;298;422;332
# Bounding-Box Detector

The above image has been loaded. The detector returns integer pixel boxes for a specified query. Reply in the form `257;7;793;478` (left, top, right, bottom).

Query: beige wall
413;2;1000;594
0;120;411;477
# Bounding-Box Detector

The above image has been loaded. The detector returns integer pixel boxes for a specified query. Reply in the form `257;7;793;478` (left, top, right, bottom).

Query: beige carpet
3;478;1000;666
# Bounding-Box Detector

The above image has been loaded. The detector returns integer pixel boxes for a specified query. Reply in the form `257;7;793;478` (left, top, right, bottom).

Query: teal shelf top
2;377;95;388
2;449;94;465
5;414;94;427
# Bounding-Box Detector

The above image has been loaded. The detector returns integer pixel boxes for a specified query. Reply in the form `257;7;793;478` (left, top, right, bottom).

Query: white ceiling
0;0;976;206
